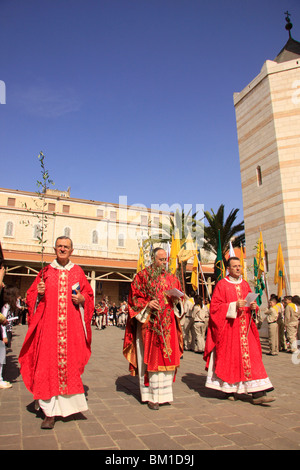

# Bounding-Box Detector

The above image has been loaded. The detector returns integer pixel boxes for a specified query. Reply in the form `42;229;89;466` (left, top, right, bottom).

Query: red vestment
123;266;183;376
19;263;94;400
204;277;269;385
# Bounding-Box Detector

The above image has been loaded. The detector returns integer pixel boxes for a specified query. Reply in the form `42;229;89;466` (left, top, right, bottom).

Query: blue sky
1;0;299;224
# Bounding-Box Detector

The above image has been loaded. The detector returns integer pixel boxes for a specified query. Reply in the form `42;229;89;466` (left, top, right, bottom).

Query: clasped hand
149;299;160;310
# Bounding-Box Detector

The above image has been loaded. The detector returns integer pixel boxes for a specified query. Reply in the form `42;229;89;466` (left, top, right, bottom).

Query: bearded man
123;248;184;410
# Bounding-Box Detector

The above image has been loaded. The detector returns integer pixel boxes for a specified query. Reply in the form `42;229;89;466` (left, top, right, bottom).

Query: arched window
33;224;42;239
64;227;71;238
118;233;125;247
92;230;98;244
5;221;13;237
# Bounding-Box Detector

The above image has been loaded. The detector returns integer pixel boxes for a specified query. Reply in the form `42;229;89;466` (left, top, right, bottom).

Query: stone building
0;186;213;301
233;15;300;300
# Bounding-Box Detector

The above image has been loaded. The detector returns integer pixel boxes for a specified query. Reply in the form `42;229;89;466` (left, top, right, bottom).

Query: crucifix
284;11;293;38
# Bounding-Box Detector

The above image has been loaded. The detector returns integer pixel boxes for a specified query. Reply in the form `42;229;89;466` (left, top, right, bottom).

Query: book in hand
72;282;80;295
165;288;184;298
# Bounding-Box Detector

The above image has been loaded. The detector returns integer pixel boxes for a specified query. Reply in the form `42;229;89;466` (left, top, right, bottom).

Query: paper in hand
245;292;258;307
165;288;184;298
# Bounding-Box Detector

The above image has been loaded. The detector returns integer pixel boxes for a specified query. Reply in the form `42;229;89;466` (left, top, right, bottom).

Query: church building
233;13;300;299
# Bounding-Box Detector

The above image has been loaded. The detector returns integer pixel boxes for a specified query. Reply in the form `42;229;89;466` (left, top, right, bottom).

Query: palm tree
158;208;203;245
147;208;203;289
203;204;245;267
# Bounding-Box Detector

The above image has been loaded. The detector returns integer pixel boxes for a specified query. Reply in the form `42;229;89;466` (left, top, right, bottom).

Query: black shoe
147;402;159;410
252;396;275;405
41;416;55;429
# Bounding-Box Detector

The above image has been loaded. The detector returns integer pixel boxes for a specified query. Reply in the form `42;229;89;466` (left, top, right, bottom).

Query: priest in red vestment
204;257;275;405
123;248;184;410
19;236;94;428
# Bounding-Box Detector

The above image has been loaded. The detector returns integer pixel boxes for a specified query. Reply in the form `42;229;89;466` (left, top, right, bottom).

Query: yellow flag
169;233;180;274
177;233;198;263
274;243;285;298
240;245;247;281
137;246;145;273
191;254;198;291
256;231;265;279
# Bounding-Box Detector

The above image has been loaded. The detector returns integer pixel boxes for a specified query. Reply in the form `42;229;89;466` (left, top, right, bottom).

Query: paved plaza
0;323;300;451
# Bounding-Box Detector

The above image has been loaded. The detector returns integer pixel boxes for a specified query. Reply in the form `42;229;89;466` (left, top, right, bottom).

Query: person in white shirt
0;285;19;389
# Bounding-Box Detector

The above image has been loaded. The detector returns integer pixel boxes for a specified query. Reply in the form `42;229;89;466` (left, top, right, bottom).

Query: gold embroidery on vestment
235;285;252;381
58;270;68;394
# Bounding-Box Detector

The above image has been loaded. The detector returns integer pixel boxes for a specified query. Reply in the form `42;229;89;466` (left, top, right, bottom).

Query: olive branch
145;265;172;362
21;151;55;279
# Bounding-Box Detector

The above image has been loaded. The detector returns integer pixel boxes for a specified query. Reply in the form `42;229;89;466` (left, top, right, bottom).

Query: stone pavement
0;323;300;451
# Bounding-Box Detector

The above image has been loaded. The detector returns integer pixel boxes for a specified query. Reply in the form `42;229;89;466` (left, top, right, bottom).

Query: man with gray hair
19;236;94;429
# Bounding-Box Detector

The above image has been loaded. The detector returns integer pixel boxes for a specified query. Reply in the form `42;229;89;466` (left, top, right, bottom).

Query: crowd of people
1;264;300;381
0;238;300;427
93;299;128;329
263;293;300;355
180;291;300;358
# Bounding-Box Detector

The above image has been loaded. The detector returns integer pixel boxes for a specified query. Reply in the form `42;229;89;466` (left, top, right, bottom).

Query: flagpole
263;251;269;300
197;258;211;301
284;263;291;296
263;271;269;301
180;257;186;295
258;230;269;302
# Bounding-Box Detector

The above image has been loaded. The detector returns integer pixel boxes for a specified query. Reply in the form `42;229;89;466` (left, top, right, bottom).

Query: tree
146;208;203;289
22;152;55;278
203;204;245;268
158;208;203;246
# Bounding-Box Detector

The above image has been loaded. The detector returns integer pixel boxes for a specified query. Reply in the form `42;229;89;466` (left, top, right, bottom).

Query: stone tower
233;13;300;299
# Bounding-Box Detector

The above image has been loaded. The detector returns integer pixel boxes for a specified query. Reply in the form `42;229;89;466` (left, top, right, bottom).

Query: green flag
254;257;265;306
215;230;224;283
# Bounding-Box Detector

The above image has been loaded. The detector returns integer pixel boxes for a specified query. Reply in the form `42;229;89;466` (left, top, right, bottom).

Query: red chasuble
19;263;94;400
123;266;183;376
204;277;268;385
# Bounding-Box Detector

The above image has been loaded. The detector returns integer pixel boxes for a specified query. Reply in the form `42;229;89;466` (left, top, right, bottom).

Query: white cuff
226;301;237;319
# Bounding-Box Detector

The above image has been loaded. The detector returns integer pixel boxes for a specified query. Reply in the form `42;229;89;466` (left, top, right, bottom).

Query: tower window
5;221;13;237
256;166;262;186
92;230;98;244
118;233;125;247
33;224;42;239
64;227;71;238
